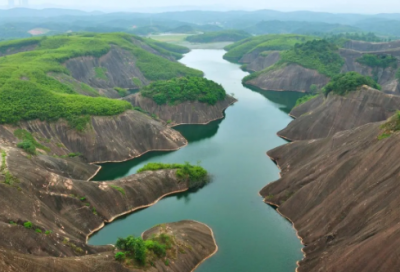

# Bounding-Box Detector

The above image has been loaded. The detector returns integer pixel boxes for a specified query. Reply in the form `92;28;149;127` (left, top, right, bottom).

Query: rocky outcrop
142;221;218;272
0;144;217;272
278;86;400;141
65;45;149;97
261;121;400;272
123;93;237;125
240;51;281;72
1;110;187;163
246;64;330;93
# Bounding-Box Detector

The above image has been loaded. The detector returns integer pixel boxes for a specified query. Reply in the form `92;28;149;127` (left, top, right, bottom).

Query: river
89;49;304;272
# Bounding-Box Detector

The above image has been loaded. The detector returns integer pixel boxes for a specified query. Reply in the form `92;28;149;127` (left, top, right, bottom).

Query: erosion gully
89;49;304;272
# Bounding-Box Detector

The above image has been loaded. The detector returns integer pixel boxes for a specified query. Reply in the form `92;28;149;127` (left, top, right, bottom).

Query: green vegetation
280;39;344;77
14;129;50;155
110;185;126;195
326;32;383;46
24;221;33;229
68;152;82;157
35;228;42;233
94;67;108;80
324;72;381;96
186;30;251;43
115;228;175;267
0;37;41;54
356;54;397;69
295;94;319;107
224;34;314;63
45;230;53;235
137;162;210;189
141;77;226;105
0;33;201;126
378;111;400;140
1;150;5;172
114;87;128;97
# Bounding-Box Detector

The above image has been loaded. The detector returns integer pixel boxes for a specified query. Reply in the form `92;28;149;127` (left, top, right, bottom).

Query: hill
0;33;202;127
186;30;251;43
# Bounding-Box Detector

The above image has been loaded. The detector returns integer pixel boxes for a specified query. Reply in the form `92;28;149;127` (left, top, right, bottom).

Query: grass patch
141;77;226;105
110;185;126;195
114;87;128;97
378;111;400;139
295;94;319;107
137;162;210;189
14;129;50;155
94;67;108;80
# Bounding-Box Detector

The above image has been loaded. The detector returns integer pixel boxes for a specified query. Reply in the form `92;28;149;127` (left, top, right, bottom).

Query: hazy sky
1;0;400;13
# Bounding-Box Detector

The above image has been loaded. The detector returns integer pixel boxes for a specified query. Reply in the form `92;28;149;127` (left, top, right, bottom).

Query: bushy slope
141;77;226;105
0;33;202;126
223;34;314;63
186;30;251;43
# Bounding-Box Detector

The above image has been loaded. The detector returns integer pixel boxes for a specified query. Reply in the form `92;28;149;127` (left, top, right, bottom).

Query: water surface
90;50;303;272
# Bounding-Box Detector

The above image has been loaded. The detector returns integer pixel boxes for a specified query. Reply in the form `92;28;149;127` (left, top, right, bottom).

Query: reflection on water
174;118;223;143
247;85;306;114
93;151;173;181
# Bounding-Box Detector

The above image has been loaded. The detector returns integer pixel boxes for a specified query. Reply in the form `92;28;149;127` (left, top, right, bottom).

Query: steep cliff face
124;93;237;125
246;64;329;92
0;145;217;272
240;51;281;72
1;110;187;163
64;46;149;98
339;48;400;94
261;121;400;272
278;86;400;141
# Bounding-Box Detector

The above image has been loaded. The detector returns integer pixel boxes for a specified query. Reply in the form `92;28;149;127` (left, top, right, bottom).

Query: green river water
89;49;304;272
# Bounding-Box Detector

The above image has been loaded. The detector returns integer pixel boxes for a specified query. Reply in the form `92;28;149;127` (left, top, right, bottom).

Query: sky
1;0;400;14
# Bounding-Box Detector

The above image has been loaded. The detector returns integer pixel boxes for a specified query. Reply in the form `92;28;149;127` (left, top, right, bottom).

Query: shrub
17;140;36;155
356;54;397;69
35;228;42;233
137;162;210;189
324;72;381;96
45;230;53;235
24;221;33;229
115;252;126;262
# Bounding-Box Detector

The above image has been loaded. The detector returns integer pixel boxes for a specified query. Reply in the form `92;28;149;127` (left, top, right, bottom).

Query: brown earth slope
278;86;400;141
261;121;400;272
246;64;330;93
240;51;281;72
124;93;237;125
0;144;217;272
0;110;187;163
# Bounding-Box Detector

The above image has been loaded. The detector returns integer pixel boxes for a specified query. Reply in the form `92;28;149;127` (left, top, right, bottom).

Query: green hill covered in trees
223;34;314;63
186;30;251;43
141;77;226;105
0;33;202;126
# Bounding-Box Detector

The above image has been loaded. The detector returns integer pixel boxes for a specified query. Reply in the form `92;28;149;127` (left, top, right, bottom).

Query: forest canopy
141;77;226;105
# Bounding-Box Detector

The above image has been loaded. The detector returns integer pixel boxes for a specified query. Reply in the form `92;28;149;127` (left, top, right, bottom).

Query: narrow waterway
89;50;304;271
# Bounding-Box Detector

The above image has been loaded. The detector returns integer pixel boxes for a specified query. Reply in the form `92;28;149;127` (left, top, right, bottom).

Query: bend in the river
89;49;304;272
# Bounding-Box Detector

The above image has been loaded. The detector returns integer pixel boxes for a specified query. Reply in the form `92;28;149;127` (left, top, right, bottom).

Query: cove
89;50;304;272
